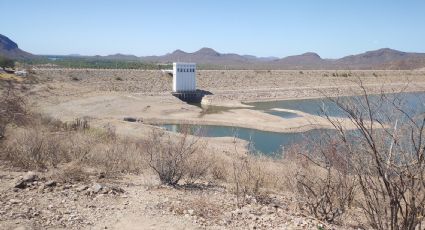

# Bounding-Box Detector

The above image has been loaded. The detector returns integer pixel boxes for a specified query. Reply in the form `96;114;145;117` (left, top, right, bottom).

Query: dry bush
140;126;207;186
53;162;90;183
294;140;356;223
2;127;65;169
230;155;281;207
210;155;230;182
318;82;425;229
61;131;95;162
0;81;27;139
37;115;67;131
90;138;144;175
184;150;214;184
64;118;90;131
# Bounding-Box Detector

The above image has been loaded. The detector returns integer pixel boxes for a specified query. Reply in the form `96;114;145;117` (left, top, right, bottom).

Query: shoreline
31;69;425;137
241;89;425;103
145;118;331;134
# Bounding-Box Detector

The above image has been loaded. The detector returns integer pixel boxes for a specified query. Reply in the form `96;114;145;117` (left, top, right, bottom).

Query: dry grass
90;138;145;175
2;126;65;169
0;73;23;82
0;81;28;139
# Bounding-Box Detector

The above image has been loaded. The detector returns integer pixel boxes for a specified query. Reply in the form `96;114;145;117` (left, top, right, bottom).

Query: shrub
319;83;425;229
231;155;271;207
2;127;64;169
90;138;143;174
295;140;356;223
0;81;27;139
210;156;229;181
184;150;213;184
141;126;206;186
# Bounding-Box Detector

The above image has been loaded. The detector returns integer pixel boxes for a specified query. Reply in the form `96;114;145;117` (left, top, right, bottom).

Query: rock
63;184;71;189
123;117;137;122
9;199;21;204
98;172;106;179
92;183;103;193
23;171;37;182
45;180;57;187
14;172;38;189
188;209;194;216
76;185;88;192
14;180;27;189
102;188;111;194
110;185;125;194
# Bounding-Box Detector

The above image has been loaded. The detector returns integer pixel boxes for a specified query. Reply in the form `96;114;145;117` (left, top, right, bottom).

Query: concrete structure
172;62;196;92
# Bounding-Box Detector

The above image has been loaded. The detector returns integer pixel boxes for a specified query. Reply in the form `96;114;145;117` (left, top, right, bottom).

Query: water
160;92;425;155
161;124;325;155
246;92;425;118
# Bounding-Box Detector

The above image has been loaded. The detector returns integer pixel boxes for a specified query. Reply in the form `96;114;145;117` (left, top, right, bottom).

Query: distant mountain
272;52;328;69
141;47;425;69
104;53;140;61
2;33;425;69
141;47;276;66
335;48;425;69
0;34;33;59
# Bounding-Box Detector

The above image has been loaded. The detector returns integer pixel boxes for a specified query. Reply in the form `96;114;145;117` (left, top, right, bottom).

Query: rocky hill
0;34;33;59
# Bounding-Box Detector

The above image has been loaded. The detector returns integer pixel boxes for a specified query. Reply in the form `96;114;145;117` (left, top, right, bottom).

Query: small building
172;62;196;92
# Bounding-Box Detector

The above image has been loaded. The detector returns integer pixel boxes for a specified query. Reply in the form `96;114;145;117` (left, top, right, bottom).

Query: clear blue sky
1;0;424;58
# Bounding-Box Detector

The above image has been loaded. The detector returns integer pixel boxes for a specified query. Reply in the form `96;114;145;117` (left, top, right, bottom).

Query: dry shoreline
31;69;425;136
240;89;425;103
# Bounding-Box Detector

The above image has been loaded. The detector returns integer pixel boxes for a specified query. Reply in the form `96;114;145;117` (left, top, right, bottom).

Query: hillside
0;34;33;59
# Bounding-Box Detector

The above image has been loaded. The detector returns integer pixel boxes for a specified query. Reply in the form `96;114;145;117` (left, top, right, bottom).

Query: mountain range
1;34;425;70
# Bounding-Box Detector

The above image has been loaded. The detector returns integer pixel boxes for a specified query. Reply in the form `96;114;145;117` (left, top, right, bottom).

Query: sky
1;0;424;58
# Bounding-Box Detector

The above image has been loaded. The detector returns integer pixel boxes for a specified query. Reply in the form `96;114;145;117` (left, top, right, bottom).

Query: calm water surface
161;92;425;155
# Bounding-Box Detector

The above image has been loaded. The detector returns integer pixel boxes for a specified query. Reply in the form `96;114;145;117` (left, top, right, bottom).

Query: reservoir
161;92;425;155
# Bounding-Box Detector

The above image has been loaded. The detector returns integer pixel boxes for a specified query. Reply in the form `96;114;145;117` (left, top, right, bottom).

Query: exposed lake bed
33;69;425;155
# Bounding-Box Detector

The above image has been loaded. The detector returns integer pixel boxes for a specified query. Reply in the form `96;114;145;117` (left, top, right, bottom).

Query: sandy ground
31;69;425;135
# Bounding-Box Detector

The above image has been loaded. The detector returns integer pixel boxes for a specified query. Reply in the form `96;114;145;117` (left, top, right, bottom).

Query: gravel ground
0;165;355;230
